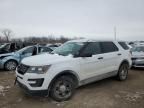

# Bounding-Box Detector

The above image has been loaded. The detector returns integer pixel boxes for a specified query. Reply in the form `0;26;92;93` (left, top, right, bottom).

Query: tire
4;60;18;71
117;63;129;81
50;76;75;102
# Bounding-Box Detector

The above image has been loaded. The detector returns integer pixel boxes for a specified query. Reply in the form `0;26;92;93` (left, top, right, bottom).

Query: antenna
114;26;116;40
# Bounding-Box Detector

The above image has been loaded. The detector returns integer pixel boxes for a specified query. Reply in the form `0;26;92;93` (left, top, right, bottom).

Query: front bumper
16;70;51;96
17;80;48;96
132;59;144;67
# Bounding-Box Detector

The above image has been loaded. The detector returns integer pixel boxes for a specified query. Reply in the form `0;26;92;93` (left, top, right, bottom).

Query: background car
0;42;38;54
0;43;17;54
131;45;144;67
46;44;61;50
0;45;53;71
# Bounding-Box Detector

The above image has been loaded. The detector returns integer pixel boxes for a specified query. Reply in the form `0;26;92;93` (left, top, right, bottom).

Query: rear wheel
117;63;129;81
50;76;75;102
4;60;18;71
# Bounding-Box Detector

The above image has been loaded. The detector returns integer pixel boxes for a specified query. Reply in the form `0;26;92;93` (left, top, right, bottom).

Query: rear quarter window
100;42;119;53
118;42;129;50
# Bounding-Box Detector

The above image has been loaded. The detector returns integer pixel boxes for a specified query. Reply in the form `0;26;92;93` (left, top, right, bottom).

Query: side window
118;42;129;50
82;42;101;55
39;47;52;53
100;42;118;53
22;47;34;56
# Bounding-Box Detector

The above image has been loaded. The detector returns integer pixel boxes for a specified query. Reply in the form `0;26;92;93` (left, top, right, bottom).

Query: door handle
117;53;122;56
98;57;103;60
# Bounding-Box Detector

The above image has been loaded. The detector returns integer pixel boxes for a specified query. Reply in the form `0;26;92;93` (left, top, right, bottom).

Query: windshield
52;42;86;56
132;46;144;52
17;46;32;54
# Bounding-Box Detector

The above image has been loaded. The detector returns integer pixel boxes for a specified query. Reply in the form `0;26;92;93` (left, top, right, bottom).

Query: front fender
2;56;20;66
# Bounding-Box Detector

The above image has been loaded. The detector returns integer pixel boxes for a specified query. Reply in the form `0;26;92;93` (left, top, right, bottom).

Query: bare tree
1;29;13;42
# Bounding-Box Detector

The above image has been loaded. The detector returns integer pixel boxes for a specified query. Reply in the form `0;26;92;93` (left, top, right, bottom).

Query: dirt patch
0;69;144;108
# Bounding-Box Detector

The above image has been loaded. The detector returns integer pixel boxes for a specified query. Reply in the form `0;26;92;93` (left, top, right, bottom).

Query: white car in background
46;44;60;50
131;45;144;67
16;39;132;101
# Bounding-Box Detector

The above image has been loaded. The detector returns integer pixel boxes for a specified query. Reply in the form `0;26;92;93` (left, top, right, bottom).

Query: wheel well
120;60;129;67
4;59;18;66
48;71;79;94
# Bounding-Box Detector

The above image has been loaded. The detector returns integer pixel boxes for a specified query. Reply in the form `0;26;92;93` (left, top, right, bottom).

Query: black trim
28;78;44;87
119;59;130;68
17;64;29;75
79;70;118;86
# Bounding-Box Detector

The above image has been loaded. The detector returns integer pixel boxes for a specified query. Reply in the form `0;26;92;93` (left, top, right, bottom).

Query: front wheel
4;60;18;71
117;63;129;81
50;76;75;102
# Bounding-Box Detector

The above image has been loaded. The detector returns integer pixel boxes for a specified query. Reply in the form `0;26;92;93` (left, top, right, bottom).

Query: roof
68;39;118;43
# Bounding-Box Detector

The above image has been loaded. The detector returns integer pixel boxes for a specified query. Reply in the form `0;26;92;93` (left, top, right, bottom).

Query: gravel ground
0;68;144;108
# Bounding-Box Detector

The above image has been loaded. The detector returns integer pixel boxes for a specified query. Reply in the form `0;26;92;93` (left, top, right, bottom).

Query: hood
21;53;73;66
0;52;15;57
132;51;144;58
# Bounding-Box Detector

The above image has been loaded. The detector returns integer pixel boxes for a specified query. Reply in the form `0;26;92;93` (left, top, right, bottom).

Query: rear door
99;42;120;74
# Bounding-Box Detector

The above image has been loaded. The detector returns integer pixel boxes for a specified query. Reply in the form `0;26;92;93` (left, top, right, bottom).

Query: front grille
17;64;29;75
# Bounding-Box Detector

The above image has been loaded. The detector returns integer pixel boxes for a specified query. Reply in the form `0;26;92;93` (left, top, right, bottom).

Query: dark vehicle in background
0;43;18;54
0;45;53;71
131;45;144;68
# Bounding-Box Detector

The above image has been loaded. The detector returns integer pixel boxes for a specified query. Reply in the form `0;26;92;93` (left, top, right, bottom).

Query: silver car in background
131;45;144;68
0;45;53;71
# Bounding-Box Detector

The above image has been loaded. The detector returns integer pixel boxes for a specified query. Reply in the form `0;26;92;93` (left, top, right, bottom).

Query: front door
79;42;104;80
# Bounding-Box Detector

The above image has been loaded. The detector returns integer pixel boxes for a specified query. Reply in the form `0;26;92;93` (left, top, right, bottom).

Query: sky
0;0;144;41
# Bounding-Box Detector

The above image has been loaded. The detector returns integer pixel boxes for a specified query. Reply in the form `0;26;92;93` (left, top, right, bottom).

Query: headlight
27;65;51;74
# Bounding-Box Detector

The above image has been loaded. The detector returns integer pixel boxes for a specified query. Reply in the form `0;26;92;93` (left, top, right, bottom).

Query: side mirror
80;53;92;57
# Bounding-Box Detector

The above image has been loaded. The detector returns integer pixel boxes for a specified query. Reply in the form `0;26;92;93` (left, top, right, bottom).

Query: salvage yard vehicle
131;45;144;67
16;39;132;101
46;44;60;50
0;43;17;54
0;42;38;54
0;45;53;71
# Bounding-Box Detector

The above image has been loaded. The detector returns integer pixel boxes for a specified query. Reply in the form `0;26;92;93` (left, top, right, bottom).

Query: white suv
15;39;132;101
